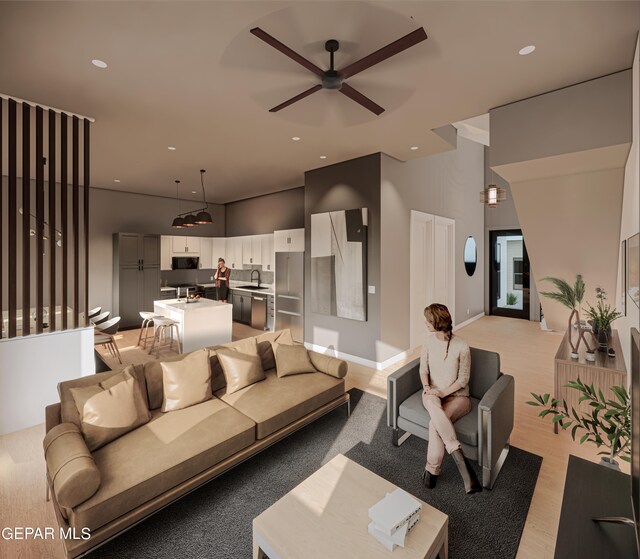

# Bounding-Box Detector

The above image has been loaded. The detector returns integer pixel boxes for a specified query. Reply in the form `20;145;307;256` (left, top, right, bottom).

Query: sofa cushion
216;338;265;394
69;367;151;451
144;353;193;410
59;364;147;428
398;391;480;447
161;349;212;412
68;398;256;532
43;423;101;508
308;351;348;379
216;369;345;439
207;330;295;390
273;343;317;378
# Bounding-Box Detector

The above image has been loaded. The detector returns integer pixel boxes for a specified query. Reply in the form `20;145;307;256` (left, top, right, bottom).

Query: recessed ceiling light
168;146;177;151
410;146;419;151
191;190;197;194
319;155;327;160
114;179;121;183
291;136;301;141
519;45;536;56
91;59;108;69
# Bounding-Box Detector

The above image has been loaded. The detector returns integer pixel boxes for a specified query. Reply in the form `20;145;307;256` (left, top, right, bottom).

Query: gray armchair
387;347;514;489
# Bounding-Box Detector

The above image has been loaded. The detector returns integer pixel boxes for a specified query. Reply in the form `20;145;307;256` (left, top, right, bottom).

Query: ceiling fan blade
269;84;323;112
250;27;325;78
339;83;384;115
339;27;428;79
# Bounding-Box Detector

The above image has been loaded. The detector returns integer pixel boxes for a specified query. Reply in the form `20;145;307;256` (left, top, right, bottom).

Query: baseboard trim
304;343;414;371
454;312;485;331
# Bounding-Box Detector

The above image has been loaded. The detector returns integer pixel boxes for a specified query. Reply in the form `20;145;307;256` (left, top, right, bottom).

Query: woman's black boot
451;449;482;494
422;469;438;489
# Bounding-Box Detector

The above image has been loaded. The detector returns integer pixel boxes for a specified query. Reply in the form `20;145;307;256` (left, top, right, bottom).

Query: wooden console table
554;455;637;558
554;329;627;433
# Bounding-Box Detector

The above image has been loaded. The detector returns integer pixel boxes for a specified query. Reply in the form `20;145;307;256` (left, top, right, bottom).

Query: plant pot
599;457;620;471
593;323;612;353
585;351;596;362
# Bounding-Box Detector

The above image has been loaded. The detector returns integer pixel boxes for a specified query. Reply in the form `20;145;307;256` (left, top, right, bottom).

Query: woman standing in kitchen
215;258;230;303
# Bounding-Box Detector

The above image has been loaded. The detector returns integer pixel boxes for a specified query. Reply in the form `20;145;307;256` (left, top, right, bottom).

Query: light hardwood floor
0;316;626;558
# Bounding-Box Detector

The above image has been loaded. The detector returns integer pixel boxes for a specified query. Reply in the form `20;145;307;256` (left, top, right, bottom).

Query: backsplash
161;267;274;286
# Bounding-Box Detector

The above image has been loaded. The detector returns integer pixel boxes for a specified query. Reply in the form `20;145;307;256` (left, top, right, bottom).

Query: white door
212;238;226;266
172;236;187;254
409;211;455;350
274;230;290;252
160;236;172;270
199;238;214;269
251;235;262;265
289;228;305;252
261;234;274;270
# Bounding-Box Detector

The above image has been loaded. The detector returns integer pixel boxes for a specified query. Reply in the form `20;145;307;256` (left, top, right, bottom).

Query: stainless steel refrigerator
275;252;304;342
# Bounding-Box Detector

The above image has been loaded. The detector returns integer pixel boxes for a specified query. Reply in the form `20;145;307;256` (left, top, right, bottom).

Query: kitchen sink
237;285;269;290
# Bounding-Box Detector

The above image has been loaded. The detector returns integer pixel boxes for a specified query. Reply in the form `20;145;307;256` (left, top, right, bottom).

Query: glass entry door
489;230;530;319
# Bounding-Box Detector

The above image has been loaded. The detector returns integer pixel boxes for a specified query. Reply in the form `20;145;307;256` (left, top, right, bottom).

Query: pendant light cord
200;170;208;209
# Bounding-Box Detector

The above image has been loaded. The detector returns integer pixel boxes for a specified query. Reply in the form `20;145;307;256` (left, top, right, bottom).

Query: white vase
599;457;620;471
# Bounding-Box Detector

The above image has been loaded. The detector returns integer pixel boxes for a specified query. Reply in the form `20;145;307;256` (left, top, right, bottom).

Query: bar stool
148;317;182;358
137;311;160;349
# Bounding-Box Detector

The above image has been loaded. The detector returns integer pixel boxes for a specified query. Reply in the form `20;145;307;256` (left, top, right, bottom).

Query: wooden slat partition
35;106;44;333
83;119;90;326
1;99;90;338
22;103;30;336
72;116;79;328
7;99;17;338
60;113;68;330
48;109;56;332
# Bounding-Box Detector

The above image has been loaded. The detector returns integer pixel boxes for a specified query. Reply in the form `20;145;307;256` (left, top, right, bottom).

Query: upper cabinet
242;235;263;266
199;238;214;269
226;237;244;269
171;236;200;255
261;234;275;271
212;238;226;267
274;228;305;252
160;236;172;270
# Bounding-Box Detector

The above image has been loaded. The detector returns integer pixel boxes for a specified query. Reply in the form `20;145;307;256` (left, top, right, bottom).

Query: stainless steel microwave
172;256;199;270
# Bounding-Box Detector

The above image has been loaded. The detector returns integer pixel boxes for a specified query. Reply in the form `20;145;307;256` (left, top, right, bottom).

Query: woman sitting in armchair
420;303;482;494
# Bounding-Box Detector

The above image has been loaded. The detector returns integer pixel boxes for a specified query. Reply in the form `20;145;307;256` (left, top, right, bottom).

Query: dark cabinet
204;288;217;300
113;233;161;328
231;290;251;324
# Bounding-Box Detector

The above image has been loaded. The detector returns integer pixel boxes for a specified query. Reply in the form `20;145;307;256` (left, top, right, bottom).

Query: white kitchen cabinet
261;234;274;271
160;236;172;271
212;238;226;266
226;237;244;269
171;236;200;255
242;235;263;266
199;238;214;269
274;229;305;252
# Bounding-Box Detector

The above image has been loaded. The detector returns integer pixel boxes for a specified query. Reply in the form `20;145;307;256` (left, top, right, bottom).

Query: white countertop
154;298;231;312
160;286;177;292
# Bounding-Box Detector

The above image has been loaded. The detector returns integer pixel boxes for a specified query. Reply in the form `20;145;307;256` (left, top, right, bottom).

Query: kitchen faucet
250;269;261;287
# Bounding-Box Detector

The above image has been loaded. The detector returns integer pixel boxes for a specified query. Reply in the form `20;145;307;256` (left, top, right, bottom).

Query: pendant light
172;180;186;228
195;169;213;224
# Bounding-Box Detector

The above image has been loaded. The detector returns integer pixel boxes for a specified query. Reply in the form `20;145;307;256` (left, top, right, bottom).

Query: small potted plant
527;378;630;469
583;287;622;355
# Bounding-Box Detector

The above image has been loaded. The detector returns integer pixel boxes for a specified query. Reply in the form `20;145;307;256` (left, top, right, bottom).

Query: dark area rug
88;389;542;559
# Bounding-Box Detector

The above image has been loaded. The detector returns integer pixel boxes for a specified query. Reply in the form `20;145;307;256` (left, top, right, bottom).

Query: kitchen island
154;298;232;353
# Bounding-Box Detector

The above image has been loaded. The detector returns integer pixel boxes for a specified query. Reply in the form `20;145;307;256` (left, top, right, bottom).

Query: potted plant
540;275;592;358
527;378;630;469
583;287;622;354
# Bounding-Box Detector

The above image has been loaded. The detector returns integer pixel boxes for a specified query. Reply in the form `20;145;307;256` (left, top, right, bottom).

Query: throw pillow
69;366;151;451
273;343;318;378
161;349;212;412
216;337;265;394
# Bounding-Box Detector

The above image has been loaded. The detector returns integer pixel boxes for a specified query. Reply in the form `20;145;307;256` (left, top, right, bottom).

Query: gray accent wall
304;154;382;362
380;136;485;354
89;188;225;313
225;187;304;237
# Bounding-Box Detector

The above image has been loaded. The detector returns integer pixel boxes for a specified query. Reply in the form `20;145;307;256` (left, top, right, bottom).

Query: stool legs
148;323;181;357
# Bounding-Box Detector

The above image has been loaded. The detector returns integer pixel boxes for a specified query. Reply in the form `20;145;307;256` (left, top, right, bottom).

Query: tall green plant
539;274;586;310
539;275;591;354
527;378;631;463
583;287;622;332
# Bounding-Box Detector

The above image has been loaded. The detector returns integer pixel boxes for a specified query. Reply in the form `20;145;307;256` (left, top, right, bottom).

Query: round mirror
464;236;477;277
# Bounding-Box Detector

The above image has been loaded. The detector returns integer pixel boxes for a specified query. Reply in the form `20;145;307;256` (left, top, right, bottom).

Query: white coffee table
253;454;448;559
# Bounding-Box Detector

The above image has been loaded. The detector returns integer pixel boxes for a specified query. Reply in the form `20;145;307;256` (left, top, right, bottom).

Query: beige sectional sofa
44;329;349;558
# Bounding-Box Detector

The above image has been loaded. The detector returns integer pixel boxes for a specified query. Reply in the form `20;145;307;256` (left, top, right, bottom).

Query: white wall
380;136;485;355
0;327;95;435
617;36;640;372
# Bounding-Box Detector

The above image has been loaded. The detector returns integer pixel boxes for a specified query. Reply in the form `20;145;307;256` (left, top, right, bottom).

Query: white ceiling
0;1;637;203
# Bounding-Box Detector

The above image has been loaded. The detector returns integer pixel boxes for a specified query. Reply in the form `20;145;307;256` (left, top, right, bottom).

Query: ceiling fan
250;26;428;115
